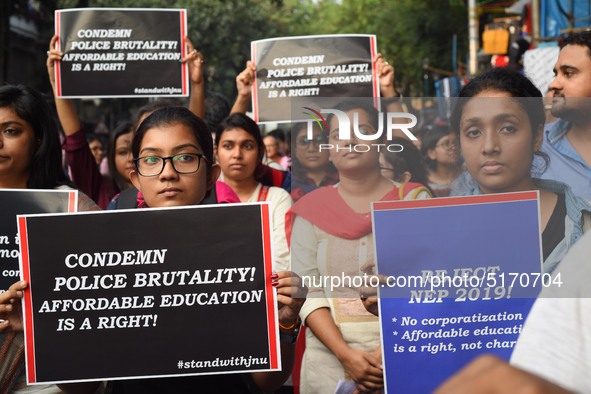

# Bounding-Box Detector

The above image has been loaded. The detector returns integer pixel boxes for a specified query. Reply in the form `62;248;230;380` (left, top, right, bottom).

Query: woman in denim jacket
450;67;591;274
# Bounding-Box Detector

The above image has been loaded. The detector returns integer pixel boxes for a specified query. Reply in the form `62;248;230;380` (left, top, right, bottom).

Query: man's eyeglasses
134;153;208;177
296;135;327;148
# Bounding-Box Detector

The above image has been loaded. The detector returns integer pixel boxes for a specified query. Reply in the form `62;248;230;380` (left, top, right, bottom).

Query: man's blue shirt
539;119;591;201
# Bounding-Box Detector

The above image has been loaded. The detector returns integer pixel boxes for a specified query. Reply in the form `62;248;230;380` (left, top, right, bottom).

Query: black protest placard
18;203;279;384
251;34;379;123
55;8;189;98
0;189;77;292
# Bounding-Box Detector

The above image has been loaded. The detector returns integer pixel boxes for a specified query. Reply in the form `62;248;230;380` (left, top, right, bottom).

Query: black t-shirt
541;192;566;262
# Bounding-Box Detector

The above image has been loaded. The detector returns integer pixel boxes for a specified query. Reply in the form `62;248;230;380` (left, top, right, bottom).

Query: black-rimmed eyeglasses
134;153;208;177
296;135;327;148
435;140;458;150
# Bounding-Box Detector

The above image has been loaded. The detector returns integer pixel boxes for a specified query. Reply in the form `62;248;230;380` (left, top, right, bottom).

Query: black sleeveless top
541;192;566;262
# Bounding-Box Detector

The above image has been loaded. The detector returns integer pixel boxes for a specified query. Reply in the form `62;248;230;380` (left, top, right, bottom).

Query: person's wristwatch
279;319;301;344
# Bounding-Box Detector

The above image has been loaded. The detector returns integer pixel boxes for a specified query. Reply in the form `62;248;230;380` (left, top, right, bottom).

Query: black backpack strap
115;187;139;209
201;186;218;205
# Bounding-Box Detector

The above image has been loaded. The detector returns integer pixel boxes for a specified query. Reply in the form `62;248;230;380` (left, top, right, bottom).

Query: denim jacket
454;178;591;274
539;119;591;201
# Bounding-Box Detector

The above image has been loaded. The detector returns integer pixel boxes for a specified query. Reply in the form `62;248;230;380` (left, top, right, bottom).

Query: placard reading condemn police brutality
252;34;378;123
18;203;279;384
55;8;189;98
372;192;544;393
0;189;77;292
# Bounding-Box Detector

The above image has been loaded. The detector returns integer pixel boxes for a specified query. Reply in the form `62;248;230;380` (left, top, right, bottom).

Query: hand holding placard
19;204;280;383
0;280;27;333
273;271;307;327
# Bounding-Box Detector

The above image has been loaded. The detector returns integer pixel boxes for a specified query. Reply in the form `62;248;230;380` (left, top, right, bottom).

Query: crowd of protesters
1;26;591;394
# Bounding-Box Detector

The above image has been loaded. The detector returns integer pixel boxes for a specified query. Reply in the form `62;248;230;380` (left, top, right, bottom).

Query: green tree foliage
1;0;57;87
377;0;467;95
55;0;466;97
282;0;467;95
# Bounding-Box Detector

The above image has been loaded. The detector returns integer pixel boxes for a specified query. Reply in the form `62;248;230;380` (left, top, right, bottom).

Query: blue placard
372;192;543;393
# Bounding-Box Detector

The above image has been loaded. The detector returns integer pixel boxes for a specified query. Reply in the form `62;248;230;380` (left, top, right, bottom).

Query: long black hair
132;106;213;171
0;84;69;188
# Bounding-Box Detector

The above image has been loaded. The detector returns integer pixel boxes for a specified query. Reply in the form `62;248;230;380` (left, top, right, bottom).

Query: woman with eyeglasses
87;134;106;167
47;34;205;209
291;99;430;394
379;137;433;198
290;122;338;202
420;124;463;197
215;113;292;272
53;106;306;394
